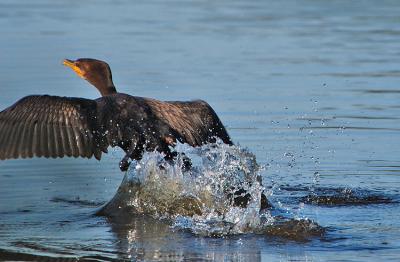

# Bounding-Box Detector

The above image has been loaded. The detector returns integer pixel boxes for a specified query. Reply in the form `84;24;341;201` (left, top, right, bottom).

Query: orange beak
63;59;85;79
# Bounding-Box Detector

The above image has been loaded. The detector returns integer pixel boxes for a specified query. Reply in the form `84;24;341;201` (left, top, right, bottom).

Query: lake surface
0;0;400;261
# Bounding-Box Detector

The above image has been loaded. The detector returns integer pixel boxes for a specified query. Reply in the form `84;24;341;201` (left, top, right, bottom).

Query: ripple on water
301;187;396;206
50;197;105;207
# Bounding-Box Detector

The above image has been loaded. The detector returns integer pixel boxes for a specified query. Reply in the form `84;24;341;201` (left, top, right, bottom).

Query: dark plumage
0;58;232;171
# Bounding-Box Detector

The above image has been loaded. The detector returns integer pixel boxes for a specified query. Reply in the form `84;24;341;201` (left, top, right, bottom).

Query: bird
0;58;232;172
0;58;270;210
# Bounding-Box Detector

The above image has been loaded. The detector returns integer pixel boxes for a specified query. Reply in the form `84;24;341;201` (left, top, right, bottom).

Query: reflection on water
1;0;400;261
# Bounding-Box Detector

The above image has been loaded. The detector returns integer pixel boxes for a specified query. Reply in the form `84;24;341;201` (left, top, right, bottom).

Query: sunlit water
1;0;400;261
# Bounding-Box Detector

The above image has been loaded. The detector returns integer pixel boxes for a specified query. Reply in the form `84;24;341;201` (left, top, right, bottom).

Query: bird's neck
98;84;117;96
90;77;117;96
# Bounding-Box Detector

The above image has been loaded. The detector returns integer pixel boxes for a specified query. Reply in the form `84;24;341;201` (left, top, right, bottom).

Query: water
0;0;400;260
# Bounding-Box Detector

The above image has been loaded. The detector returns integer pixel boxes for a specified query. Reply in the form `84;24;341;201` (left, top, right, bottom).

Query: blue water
1;0;400;261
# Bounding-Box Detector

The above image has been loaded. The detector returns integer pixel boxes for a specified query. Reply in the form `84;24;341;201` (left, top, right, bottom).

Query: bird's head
63;58;117;96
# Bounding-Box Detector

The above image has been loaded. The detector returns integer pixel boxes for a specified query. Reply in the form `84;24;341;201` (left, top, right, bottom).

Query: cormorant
0;58;270;210
0;58;232;171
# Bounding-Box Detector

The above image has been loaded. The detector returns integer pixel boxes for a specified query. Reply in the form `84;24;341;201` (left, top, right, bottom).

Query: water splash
99;142;323;238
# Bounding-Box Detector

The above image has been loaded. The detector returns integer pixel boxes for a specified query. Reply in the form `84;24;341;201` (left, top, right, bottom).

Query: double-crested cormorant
0;58;232;171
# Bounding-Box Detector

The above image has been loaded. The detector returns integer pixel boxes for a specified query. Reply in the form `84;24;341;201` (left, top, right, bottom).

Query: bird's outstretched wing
0;95;107;160
0;95;231;163
146;99;232;146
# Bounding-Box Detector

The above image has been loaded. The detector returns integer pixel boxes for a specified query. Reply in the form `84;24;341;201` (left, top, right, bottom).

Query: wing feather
58;112;71;157
19;104;35;158
9;105;26;158
3;122;16;159
12;121;24;158
47;121;56;158
40;120;49;157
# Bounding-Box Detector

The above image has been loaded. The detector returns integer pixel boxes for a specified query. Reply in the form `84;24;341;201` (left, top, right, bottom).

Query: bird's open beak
63;59;85;79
